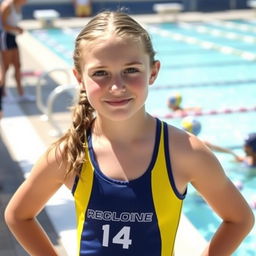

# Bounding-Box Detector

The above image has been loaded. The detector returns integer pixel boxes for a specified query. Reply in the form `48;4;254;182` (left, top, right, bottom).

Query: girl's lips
105;98;132;106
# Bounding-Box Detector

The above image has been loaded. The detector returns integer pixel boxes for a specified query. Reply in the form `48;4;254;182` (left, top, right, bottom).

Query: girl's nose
109;76;126;94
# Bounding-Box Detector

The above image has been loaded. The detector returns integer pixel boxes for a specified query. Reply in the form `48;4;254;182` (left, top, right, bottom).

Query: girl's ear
73;68;82;83
149;60;160;85
73;68;85;89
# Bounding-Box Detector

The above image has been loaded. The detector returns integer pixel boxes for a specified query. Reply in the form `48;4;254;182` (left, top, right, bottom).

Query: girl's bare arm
189;139;254;255
4;148;68;256
170;128;254;256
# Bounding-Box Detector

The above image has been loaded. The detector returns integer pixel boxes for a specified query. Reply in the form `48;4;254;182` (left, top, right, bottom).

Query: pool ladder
24;68;77;137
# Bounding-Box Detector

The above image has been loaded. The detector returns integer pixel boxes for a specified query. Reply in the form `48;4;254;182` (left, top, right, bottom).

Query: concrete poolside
1;9;255;255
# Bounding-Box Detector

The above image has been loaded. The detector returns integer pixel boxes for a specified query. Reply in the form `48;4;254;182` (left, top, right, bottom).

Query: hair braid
50;90;94;177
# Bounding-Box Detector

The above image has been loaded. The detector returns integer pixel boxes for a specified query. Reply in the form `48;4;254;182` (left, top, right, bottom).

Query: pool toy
167;92;182;107
181;116;201;136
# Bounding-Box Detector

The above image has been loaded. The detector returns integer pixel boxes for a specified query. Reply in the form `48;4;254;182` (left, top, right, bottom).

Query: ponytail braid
50;89;95;177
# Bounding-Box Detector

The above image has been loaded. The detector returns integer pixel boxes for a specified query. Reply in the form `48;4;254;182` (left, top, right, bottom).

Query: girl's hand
15;26;23;34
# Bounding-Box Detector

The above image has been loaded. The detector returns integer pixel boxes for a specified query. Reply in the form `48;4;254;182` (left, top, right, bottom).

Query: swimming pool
29;19;256;255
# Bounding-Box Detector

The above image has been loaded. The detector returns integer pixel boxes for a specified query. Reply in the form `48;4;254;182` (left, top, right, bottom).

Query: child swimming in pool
181;117;256;168
240;133;256;167
167;92;201;114
181;116;242;161
4;11;254;256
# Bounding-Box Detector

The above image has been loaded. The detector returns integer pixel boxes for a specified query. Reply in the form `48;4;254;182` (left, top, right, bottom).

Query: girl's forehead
84;32;142;46
80;35;146;57
78;35;150;68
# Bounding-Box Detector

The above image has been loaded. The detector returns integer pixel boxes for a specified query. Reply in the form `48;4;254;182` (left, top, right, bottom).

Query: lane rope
22;70;43;77
210;20;256;34
146;25;256;61
151;78;256;90
154;106;256;119
179;22;256;44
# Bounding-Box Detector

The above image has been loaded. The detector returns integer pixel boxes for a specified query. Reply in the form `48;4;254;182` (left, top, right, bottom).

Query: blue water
29;19;256;255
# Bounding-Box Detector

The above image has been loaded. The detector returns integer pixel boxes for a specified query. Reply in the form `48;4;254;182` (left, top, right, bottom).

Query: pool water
29;19;256;255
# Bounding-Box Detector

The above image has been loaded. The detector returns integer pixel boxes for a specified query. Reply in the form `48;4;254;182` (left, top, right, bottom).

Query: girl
5;11;254;256
0;0;35;102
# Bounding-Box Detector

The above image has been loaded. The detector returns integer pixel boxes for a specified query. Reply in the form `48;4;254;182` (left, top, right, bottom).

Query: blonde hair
52;11;156;177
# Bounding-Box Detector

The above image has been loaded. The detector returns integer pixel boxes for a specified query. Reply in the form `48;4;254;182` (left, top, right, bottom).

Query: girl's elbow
238;207;255;234
246;209;255;232
4;204;17;227
4;204;26;228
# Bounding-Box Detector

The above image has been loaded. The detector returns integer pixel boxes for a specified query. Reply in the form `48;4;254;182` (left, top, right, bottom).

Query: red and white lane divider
22;70;43;77
155;106;256;119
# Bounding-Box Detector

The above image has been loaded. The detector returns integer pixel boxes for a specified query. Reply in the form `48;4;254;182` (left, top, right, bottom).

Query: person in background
180;116;247;162
241;133;256;167
0;59;3;119
181;116;241;160
0;81;2;119
0;0;35;103
167;92;200;113
73;0;92;17
4;11;254;256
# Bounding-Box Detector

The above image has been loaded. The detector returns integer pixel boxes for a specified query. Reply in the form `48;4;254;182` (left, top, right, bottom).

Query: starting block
248;0;256;15
153;3;183;22
33;9;60;28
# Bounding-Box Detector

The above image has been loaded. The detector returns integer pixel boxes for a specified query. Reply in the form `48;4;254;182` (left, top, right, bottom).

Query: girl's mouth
105;98;131;106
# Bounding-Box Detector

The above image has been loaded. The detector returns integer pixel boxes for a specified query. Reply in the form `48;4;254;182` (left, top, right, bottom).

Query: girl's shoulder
166;123;206;155
42;143;76;189
165;123;218;182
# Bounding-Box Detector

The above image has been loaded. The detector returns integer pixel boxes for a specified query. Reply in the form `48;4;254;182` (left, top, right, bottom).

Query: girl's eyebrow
89;65;107;70
89;61;143;70
125;61;143;66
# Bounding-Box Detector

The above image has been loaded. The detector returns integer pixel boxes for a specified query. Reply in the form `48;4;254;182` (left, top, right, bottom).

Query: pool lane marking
209;20;256;34
153;106;256;119
178;22;256;44
151;78;256;90
146;25;256;61
31;30;72;64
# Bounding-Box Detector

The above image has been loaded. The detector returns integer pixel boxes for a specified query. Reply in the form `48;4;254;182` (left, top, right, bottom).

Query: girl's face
74;34;160;121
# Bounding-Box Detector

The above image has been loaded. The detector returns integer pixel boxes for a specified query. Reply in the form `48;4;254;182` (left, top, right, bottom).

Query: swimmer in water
181;116;242;161
167;92;200;113
240;133;256;167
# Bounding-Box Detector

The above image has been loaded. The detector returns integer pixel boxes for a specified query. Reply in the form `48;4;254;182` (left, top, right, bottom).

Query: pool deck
1;9;255;255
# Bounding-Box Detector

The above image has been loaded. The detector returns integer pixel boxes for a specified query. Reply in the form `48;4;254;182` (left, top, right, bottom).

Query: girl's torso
72;118;186;256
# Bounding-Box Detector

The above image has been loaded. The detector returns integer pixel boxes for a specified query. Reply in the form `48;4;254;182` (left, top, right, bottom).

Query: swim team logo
87;209;153;222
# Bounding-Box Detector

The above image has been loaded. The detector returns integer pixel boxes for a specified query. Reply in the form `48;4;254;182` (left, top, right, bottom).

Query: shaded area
4;74;74;118
0;135;67;255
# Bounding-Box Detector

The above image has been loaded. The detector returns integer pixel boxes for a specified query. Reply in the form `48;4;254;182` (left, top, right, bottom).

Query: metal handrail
46;84;78;137
35;68;72;118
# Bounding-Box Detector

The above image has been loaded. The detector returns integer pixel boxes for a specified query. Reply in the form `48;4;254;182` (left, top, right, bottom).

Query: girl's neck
92;113;155;143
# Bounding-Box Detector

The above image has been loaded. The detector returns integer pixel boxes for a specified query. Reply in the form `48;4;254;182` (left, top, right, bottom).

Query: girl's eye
93;70;108;77
124;67;139;74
